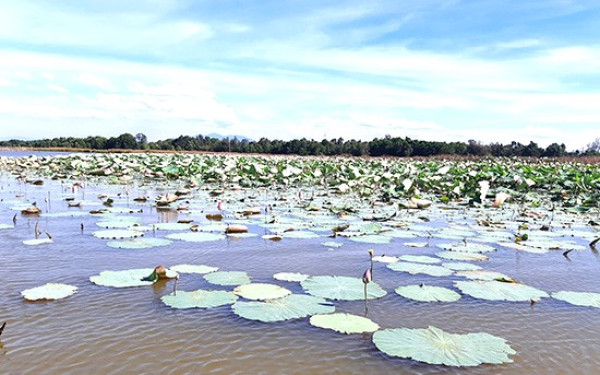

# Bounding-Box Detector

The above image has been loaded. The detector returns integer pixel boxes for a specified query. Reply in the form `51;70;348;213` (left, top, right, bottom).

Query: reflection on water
0;170;599;375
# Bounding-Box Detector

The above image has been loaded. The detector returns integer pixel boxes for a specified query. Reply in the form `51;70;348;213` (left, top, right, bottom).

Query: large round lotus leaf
204;271;251;286
395;285;461;302
282;230;321;239
455;280;549;302
233;283;291;300
161;290;238;309
439;243;496;253
93;230;144;239
166;232;226;242
552;291;600;308
301;276;387;301
436;228;477;240
382;230;418;239
442;262;483;271
309;313;379;334
398;255;441;264
273;272;309;282
23;238;53;246
498;242;548;254
96;221;137;229
436;251;489;261
372;255;399;263
106;238;172;249
227;232;258;238
169;264;219;274
349;234;392;244
232;294;334;322
21;283;77;301
90;268;158;288
388;262;453;277
456;270;514;281
373;326;516;367
153;222;193;231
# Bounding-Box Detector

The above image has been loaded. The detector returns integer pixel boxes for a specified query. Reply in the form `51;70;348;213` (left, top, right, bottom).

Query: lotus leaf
93;230;144;239
455;280;548;302
21;283;77;301
456;270;513;281
439;243;496;253
309;313;379;334
395;285;461;302
282;230;321;239
232;294;334;322
552;291;600;308
382;230;419;239
96;221;138;229
90;268;162;288
106;238;171;249
498;241;548;254
398;255;440;264
169;264;219;274
0;224;14;229
349;234;392;244
442;262;483;271
372;255;399;263
321;241;343;248
204;271;251;286
388;262;453;277
233;283;291;300
23;238;53;246
372;326;516;366
153;222;193;231
301;276;387;301
436;251;489;261
166;232;226;242
161;290;238;309
273;272;309;282
404;242;429;248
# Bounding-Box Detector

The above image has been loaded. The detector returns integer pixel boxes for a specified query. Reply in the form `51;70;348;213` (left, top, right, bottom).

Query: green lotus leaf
273;272;310;282
204;271;251;286
442;262;483;271
321;241;344;248
404;242;429;248
455;280;548;302
456;270;513;281
93;230;144;239
349;234;392;244
106;238;172;249
161;290;238;309
23;238;53;246
398;255;441;264
153;222;193;231
227;232;258;238
96;221;138;229
438;243;496;253
436;251;489;261
309;313;379;334
395;285;461;302
233;283;292;300
21;283;78;301
282;230;321;239
498;242;548;254
169;264;219;274
232;294;334;322
301;276;387;301
0;224;14;229
373;326;516;367
388;262;453;277
382;230;419;239
372;255;399;263
552;291;600;308
90;268;164;288
166;232;226;242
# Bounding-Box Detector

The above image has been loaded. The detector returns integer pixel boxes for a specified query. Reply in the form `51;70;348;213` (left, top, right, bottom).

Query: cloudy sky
1;0;599;150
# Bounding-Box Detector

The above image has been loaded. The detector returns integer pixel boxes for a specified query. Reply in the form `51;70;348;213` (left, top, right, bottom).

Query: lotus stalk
173;274;179;295
12;214;17;226
362;268;372;313
0;321;5;337
368;249;374;280
34;221;40;239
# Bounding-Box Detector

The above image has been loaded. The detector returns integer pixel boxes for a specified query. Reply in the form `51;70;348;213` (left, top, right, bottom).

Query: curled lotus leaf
93;230;144;239
169;264;219;274
166;232;226;242
106;238;172;249
90;268;176;288
436;251;489;261
373;326;516;367
456;270;514;281
398;255;440;264
395;284;461;302
233;283;292;300
372;255;399;263
455;280;548;302
161;290;238;309
301;275;387;301
204;271;251;286
438;243;496;254
442;262;483;271
309;313;379;334
552;291;600;308
273;272;310;282
21;283;77;301
232;294;335;322
388;262;453;277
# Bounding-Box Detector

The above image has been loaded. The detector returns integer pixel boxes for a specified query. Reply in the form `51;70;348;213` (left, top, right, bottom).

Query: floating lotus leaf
273;272;309;282
93;230;144;239
439;243;496;253
232;294;334;322
0;224;14;229
442;262;483;271
404;242;429;248
321;241;343;248
153;222;192;231
233;283;291;300
382;230;418;239
349;234;392;244
166;232;226;242
193;223;228;232
498;241;548;254
161;290;238;309
21;283;77;301
204;271;251;286
436;228;478;240
90;268;176;288
395;285;461;302
456;270;513;281
552;291;600;308
23;238;53;246
436;251;489;261
455;280;548;302
227;232;258;238
96;221;137;229
301;276;387;301
372;255;399;263
388;262;453;277
169;264;219;274
282;230;321;239
309;313;379;334
373;326;516;367
398;255;441;264
106;238;172;249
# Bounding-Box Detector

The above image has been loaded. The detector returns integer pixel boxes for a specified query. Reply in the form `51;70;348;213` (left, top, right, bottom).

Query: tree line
1;132;598;157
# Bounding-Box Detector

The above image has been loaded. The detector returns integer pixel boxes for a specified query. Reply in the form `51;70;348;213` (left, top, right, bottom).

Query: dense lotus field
1;151;600;369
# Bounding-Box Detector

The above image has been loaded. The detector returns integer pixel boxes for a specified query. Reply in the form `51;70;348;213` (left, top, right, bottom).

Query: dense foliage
2;133;598;157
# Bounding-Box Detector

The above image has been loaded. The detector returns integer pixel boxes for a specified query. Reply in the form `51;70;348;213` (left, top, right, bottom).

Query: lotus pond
1;152;599;374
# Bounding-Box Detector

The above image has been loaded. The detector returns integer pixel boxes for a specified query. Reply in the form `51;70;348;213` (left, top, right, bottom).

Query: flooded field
0;152;599;374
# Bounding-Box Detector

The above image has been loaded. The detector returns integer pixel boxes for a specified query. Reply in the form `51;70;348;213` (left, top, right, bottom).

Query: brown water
1;175;599;375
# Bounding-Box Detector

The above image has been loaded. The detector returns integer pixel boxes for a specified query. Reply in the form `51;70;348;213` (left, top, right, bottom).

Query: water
0;159;599;374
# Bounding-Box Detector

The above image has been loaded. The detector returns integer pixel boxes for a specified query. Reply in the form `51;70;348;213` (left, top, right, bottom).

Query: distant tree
135;133;148;147
543;143;566;157
585;138;600;154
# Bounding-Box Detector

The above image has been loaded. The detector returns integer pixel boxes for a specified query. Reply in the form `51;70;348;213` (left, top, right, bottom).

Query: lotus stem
590;237;600;250
173;275;179;296
0;321;5;337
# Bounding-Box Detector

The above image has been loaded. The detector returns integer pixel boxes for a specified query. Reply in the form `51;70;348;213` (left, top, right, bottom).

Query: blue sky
1;0;599;150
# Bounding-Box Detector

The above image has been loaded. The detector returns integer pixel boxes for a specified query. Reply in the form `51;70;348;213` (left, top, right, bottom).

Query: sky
1;0;599;150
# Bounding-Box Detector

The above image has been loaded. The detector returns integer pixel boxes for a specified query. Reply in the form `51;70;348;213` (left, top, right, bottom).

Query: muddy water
0;174;599;375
